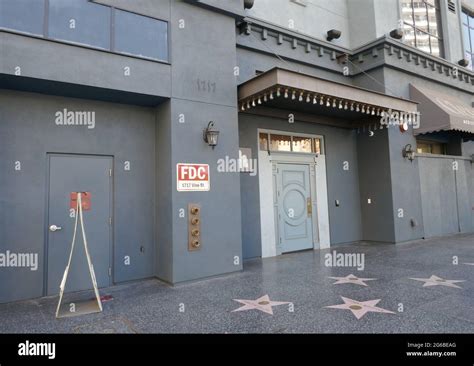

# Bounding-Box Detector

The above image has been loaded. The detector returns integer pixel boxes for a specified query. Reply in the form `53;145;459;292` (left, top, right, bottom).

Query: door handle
49;225;62;232
307;198;312;216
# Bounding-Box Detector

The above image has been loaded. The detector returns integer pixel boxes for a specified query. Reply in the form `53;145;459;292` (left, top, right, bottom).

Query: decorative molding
236;19;474;92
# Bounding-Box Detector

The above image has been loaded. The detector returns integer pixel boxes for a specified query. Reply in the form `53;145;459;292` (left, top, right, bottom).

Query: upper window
462;8;474;70
48;0;111;50
0;0;169;62
115;9;168;61
402;0;443;57
259;132;322;155
0;0;44;35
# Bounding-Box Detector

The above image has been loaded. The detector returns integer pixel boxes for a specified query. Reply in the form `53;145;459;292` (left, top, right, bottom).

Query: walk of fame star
232;295;290;315
409;275;465;288
328;274;377;286
325;296;395;319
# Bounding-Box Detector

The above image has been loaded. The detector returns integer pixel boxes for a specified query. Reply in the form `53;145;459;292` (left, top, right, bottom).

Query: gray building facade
0;0;473;304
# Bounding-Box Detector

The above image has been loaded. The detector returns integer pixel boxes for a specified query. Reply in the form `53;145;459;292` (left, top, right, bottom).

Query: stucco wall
0;90;157;303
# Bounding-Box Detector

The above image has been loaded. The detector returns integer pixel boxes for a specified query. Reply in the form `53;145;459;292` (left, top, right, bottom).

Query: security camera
458;58;470;67
389;29;403;40
327;29;341;42
244;0;255;9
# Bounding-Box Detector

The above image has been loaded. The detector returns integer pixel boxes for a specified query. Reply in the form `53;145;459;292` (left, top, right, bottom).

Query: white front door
276;163;314;253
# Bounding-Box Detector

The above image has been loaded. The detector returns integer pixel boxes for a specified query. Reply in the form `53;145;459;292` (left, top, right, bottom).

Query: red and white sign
177;164;210;192
70;192;91;211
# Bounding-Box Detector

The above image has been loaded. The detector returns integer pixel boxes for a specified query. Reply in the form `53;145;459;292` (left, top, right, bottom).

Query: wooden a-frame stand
55;192;103;318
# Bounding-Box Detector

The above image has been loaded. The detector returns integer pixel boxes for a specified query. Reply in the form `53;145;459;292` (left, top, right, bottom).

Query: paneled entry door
47;154;112;295
276;163;314;253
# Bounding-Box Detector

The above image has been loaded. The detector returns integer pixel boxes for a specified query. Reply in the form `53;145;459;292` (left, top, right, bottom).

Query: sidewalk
1;234;473;333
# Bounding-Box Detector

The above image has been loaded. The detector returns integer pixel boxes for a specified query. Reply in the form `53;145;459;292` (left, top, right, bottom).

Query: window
462;8;474;70
416;140;446;154
115;9;168;61
48;0;111;50
292;136;313;153
0;0;169;62
0;0;45;35
259;132;322;154
270;134;292;152
402;0;443;57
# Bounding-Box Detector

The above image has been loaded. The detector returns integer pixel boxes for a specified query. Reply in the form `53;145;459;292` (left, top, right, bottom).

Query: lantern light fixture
402;144;416;161
203;121;219;149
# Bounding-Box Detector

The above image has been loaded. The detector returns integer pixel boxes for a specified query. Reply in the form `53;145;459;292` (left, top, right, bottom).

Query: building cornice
237;18;474;93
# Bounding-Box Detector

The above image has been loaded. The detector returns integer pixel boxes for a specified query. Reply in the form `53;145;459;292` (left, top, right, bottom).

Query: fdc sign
177;164;210;192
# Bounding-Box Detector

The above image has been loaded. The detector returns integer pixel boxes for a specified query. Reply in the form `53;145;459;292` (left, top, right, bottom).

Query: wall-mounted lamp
203;121;219;149
326;29;341;42
402;144;416;161
389;29;403;40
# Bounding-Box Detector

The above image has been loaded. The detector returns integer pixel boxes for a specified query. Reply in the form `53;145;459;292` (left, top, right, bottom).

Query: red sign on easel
70;192;91;211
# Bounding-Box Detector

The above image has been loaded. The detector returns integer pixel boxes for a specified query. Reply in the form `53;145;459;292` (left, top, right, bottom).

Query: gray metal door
277;163;313;253
47;155;112;295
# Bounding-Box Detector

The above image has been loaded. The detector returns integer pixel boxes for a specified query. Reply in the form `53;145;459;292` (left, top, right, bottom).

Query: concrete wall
166;0;243;282
236;47;353;85
0;32;171;98
239;113;362;259
357;126;397;242
0;90;157;303
382;68;426;243
381;67;473;242
155;101;173;282
245;0;351;48
418;156;474;237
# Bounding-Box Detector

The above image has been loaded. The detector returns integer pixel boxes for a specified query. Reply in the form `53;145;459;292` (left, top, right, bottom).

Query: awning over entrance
238;68;418;125
410;84;474;135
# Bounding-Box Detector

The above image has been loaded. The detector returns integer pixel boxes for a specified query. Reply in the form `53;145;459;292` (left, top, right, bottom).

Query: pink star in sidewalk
232;295;290;315
328;274;377;286
409;275;465;289
326;296;395;320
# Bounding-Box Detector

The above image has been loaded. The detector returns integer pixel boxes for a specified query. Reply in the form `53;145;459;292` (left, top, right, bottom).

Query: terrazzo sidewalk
1;234;474;333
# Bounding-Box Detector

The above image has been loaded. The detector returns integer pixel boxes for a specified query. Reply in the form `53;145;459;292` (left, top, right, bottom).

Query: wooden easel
55;192;103;318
